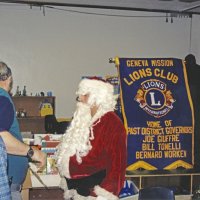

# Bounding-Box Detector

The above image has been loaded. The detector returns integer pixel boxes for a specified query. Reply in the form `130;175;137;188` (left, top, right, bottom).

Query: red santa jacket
69;111;127;197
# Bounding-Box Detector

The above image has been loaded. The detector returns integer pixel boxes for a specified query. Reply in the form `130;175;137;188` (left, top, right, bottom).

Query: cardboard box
21;189;29;200
22;169;32;200
31;174;61;188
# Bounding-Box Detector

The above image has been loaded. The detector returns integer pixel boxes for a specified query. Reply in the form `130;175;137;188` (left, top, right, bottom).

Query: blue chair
138;186;175;200
119;180;139;198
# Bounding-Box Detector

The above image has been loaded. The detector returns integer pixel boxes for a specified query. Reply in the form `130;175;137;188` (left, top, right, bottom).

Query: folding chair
138;186;175;200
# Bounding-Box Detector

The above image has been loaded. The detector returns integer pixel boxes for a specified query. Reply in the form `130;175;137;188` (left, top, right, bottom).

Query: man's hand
31;147;47;169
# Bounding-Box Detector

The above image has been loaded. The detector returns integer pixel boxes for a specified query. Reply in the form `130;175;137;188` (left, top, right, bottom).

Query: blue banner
116;57;194;171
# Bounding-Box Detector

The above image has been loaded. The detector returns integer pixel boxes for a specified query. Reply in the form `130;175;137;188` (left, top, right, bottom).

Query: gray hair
0;61;12;81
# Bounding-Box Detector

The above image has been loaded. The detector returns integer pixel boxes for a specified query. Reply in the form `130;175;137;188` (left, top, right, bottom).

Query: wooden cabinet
29;188;64;200
12;96;55;134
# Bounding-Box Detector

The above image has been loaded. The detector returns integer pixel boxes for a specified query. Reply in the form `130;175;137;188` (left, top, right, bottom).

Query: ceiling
1;0;200;15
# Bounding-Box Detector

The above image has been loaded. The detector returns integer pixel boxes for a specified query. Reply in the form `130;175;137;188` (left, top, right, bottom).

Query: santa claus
56;77;127;200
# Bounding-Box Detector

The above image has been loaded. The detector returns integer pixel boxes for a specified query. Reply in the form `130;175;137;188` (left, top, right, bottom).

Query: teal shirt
0;88;28;184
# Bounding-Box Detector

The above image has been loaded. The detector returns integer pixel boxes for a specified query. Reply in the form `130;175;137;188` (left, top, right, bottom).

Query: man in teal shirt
0;61;46;200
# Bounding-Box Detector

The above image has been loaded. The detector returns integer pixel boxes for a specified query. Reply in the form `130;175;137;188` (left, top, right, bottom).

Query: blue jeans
10;184;22;200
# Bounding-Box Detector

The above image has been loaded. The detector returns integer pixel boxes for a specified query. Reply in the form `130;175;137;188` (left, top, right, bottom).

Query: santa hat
77;77;113;95
76;77;117;111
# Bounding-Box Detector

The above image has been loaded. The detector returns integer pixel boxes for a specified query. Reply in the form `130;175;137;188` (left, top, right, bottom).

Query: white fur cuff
64;189;96;200
94;185;119;200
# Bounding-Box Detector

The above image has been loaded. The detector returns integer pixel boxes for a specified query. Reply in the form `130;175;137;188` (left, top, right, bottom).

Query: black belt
66;169;106;196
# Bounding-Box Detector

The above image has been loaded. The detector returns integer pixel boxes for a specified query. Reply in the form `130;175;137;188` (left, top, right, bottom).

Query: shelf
18;117;45;134
126;169;200;177
17;117;45;120
126;169;200;194
12;96;55;117
12;96;55;134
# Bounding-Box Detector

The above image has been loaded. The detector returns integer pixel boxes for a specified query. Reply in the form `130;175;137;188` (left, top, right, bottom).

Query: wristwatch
27;147;34;159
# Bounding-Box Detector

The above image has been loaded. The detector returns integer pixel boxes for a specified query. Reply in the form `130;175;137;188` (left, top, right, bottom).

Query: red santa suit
56;78;127;200
69;111;127;198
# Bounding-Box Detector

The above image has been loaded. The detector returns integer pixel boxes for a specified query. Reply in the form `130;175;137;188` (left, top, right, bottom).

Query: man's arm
0;131;46;168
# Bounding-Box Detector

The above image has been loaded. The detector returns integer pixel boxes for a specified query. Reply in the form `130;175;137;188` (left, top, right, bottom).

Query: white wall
0;4;199;117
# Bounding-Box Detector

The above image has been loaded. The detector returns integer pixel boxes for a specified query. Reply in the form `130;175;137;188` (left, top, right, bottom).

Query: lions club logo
134;79;176;118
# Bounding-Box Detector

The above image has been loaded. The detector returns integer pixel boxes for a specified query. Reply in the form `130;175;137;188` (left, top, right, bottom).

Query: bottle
23;86;27;96
15;86;20;96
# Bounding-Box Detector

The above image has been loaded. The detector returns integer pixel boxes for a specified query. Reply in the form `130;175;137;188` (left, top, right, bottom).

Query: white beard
56;102;93;178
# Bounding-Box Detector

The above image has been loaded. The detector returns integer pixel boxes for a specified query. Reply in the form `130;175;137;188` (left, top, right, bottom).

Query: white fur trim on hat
77;78;117;112
77;78;113;96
